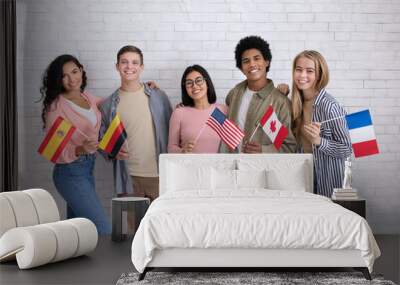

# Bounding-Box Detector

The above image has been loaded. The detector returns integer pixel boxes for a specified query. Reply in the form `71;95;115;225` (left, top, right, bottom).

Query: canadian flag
259;105;289;150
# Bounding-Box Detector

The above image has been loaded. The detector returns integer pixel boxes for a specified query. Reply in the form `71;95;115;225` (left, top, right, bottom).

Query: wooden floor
0;235;398;285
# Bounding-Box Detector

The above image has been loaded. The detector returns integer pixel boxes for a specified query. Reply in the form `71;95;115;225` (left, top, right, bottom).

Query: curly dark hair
234;35;272;72
180;64;217;107
39;54;87;129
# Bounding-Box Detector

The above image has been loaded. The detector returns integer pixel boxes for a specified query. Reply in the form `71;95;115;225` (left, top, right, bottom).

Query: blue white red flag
345;110;379;158
206;107;244;150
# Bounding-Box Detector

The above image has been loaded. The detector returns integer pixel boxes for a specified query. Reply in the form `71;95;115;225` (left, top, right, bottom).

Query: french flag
345;110;379;158
259;105;288;150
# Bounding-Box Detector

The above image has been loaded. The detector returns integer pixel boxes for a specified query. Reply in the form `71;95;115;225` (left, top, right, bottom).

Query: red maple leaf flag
270;120;276;132
259;105;288;150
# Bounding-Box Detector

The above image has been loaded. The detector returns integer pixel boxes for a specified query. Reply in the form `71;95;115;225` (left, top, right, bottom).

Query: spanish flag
99;114;127;158
38;116;76;163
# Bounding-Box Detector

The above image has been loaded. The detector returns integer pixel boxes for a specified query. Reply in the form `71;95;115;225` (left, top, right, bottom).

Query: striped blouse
299;89;352;197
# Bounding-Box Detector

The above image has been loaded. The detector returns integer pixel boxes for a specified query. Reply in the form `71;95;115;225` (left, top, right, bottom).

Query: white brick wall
17;0;400;234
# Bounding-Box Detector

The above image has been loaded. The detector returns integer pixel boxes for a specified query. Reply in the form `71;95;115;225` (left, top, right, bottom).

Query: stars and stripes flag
206;107;244;150
38;116;76;163
345;109;379;158
99;114;127;158
259;105;288;150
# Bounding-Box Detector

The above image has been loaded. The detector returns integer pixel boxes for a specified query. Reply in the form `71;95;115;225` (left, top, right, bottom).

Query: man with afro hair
223;35;296;153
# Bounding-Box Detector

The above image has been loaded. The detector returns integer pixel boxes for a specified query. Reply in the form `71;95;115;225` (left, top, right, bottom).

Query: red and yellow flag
38;116;76;163
99;114;127;158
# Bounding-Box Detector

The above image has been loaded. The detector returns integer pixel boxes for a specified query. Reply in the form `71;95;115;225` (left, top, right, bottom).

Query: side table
332;198;366;218
112;197;150;242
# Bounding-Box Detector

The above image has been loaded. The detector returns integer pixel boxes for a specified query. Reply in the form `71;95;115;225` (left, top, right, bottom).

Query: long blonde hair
291;50;330;140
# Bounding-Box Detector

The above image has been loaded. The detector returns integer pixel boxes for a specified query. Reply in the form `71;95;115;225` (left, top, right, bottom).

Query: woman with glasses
168;64;228;153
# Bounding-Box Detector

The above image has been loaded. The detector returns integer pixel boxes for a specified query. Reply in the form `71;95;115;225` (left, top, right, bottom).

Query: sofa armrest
0;218;97;269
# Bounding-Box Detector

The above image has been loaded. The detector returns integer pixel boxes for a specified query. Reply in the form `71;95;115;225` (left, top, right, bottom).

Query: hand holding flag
206;107;244;150
251;105;288;150
181;141;195;153
79;138;99;154
115;146;129;160
303;122;322;145
242;141;262;153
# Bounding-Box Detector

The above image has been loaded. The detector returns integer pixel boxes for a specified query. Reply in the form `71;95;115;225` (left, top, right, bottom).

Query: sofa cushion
24;189;60;223
0;196;16;237
0;189;60;238
0;191;39;228
0;189;98;270
0;218;97;269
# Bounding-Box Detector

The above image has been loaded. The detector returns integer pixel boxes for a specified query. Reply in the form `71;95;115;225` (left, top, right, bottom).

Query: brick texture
16;0;400;234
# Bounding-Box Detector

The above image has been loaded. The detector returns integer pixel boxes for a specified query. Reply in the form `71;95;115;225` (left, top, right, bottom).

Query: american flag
206;107;244;150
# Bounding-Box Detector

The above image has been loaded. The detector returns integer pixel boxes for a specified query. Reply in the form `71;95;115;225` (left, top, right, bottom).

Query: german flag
38;116;76;163
99;114;127;158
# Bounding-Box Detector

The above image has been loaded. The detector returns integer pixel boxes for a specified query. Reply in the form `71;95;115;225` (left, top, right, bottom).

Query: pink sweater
168;103;228;153
44;92;103;164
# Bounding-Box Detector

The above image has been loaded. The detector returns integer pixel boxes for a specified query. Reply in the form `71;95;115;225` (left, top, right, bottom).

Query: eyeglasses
184;76;205;88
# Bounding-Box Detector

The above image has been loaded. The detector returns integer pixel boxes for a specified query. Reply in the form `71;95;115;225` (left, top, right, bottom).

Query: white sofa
0;189;98;269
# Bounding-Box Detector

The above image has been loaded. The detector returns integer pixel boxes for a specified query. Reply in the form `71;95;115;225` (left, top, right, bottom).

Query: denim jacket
99;83;172;195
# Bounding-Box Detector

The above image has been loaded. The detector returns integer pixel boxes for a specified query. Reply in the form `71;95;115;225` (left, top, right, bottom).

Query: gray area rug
116;271;396;285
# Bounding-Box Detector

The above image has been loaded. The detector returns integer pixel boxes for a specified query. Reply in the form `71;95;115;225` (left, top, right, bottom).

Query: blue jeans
53;154;111;235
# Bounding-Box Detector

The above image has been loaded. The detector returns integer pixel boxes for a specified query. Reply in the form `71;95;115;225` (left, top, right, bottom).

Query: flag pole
248;123;260;142
193;123;207;144
193;106;216;144
75;128;89;139
320;115;345;124
63;117;89;139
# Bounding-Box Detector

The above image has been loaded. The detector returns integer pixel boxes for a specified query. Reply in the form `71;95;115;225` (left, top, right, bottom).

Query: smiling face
293;57;316;97
62;61;83;93
240;48;269;84
185;71;208;103
293;56;317;98
116;51;144;83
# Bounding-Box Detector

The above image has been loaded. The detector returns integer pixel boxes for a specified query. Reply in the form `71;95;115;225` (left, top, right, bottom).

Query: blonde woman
291;50;352;197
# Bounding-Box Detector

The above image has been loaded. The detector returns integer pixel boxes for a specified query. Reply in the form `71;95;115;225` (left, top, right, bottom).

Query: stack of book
332;188;358;200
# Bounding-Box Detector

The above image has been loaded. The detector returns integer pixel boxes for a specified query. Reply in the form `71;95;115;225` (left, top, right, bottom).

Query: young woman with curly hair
39;54;111;234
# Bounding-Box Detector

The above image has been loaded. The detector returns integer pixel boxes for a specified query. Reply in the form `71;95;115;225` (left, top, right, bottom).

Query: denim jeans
53;154;111;235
